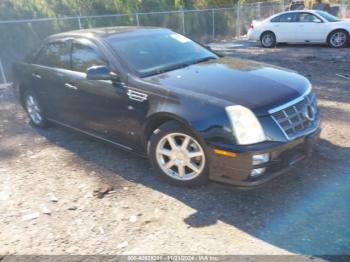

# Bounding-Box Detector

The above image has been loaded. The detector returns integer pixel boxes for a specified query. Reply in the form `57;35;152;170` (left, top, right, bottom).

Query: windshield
315;11;340;22
106;31;218;77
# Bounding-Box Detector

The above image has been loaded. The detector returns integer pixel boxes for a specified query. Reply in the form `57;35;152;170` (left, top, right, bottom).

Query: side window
35;42;70;69
271;13;297;23
298;13;322;23
271;15;282;22
71;43;105;73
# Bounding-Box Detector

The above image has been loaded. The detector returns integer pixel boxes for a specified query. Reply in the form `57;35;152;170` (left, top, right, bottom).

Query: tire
148;121;209;187
327;30;349;48
260;31;276;48
23;88;49;128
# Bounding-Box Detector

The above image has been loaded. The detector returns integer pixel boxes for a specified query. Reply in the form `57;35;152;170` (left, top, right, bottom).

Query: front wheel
23;89;49;128
328;30;349;48
148;121;209;187
260;32;276;48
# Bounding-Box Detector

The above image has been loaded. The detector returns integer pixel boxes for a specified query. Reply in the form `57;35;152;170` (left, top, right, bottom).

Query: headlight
225;105;266;145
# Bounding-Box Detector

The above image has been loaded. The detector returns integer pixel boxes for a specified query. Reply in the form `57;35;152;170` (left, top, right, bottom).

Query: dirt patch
0;41;349;255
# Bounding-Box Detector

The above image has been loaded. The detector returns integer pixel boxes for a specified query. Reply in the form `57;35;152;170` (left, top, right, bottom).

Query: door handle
64;83;78;90
32;73;41;79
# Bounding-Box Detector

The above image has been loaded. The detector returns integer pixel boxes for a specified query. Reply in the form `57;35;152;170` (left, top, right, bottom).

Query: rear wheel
260;31;276;48
148;121;209;187
23;89;48;128
328;30;349;48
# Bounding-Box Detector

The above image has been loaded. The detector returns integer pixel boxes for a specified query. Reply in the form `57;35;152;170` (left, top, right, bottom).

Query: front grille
271;92;319;140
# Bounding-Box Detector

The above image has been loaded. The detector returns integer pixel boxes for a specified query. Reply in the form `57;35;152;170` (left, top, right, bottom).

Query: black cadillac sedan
13;27;320;187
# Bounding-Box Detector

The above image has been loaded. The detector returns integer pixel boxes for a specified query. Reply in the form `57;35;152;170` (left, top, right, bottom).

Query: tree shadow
34;122;350;255
0;147;17;160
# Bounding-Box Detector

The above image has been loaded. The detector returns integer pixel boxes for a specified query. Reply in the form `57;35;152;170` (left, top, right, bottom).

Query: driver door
63;39;132;147
295;12;327;43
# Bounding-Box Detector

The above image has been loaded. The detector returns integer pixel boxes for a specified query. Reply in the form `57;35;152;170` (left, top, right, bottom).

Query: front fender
144;90;235;149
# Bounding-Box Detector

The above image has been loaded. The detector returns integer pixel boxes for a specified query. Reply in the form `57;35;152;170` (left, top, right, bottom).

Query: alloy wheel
330;32;347;47
26;95;43;125
262;34;274;47
156;133;206;181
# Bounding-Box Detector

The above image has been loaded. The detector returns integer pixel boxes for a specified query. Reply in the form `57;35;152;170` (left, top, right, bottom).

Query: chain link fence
0;0;349;83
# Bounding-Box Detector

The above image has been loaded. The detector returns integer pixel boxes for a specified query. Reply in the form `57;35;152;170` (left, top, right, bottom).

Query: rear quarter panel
12;62;34;105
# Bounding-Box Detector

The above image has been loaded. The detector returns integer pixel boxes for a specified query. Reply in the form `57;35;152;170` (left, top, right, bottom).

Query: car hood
143;57;311;116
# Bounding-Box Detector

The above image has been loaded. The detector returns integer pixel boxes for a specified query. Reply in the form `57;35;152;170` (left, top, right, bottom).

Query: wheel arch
142;112;199;151
327;28;350;42
17;81;30;107
260;30;276;41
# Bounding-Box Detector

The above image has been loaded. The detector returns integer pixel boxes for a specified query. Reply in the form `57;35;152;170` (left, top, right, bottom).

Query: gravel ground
0;41;350;256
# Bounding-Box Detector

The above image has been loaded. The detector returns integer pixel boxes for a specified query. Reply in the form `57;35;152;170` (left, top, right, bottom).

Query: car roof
268;9;324;19
47;26;170;41
276;10;320;15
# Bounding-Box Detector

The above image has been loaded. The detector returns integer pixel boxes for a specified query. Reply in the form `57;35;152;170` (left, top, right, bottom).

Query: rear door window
35;42;70;69
271;13;298;23
71;42;105;73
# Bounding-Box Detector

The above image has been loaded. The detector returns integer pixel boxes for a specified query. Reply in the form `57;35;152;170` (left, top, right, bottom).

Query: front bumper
208;128;321;188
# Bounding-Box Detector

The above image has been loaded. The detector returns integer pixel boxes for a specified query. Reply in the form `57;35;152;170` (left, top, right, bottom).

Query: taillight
249;24;254;29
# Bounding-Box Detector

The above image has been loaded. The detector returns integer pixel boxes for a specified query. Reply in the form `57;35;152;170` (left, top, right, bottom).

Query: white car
248;10;350;48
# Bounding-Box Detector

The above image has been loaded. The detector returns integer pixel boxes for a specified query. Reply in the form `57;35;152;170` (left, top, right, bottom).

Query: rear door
31;40;72;121
270;13;298;42
295;12;327;42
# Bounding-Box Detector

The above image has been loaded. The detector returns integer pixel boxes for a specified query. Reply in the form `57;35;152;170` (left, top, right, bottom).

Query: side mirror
86;65;119;81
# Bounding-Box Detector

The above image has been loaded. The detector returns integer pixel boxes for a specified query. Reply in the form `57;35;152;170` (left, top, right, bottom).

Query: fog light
251;167;266;177
252;153;269;165
251;153;269;177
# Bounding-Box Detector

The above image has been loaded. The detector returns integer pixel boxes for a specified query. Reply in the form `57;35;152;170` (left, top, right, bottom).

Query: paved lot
0;40;349;255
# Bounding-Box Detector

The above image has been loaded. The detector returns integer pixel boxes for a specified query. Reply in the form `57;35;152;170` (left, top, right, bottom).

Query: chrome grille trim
268;87;311;114
269;92;319;140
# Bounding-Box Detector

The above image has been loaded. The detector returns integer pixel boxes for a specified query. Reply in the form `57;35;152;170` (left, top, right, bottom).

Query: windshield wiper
143;62;191;77
142;57;217;77
191;56;217;65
